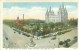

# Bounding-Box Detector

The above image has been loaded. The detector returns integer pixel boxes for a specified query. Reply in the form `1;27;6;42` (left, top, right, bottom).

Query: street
3;24;78;48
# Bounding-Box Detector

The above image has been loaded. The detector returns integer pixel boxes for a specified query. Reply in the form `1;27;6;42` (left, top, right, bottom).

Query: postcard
0;0;78;50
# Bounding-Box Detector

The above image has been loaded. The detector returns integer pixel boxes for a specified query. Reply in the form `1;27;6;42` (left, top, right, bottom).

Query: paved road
3;24;78;48
57;28;78;41
3;30;14;48
3;24;30;48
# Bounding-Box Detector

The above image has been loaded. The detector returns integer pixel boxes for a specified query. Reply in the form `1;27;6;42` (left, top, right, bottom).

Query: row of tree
3;18;77;37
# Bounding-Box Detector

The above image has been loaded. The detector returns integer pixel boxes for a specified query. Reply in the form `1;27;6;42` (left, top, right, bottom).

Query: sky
3;2;77;20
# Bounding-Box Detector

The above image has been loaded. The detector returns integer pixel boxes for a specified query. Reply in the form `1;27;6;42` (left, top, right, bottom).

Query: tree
54;22;64;32
48;22;54;32
42;23;51;35
68;18;78;27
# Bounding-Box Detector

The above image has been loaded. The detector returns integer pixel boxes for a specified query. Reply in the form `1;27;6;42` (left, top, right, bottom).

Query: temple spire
49;6;51;12
61;3;64;8
46;9;49;16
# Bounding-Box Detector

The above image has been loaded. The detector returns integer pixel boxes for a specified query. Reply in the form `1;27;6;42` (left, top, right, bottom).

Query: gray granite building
45;4;68;25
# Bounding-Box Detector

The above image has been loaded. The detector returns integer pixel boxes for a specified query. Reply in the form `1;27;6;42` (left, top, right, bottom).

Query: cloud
51;5;77;19
65;5;77;12
3;6;77;20
68;11;77;19
25;7;46;19
3;7;26;19
65;5;74;9
65;5;77;18
3;7;46;20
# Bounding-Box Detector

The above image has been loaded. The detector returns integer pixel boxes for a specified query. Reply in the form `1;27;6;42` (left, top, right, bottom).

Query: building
45;4;68;25
16;14;25;26
16;16;19;24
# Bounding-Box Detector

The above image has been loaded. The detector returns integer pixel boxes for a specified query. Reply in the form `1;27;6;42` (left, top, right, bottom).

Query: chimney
23;14;24;23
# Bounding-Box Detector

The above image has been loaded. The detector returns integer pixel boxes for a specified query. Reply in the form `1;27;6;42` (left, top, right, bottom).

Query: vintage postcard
1;0;79;50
